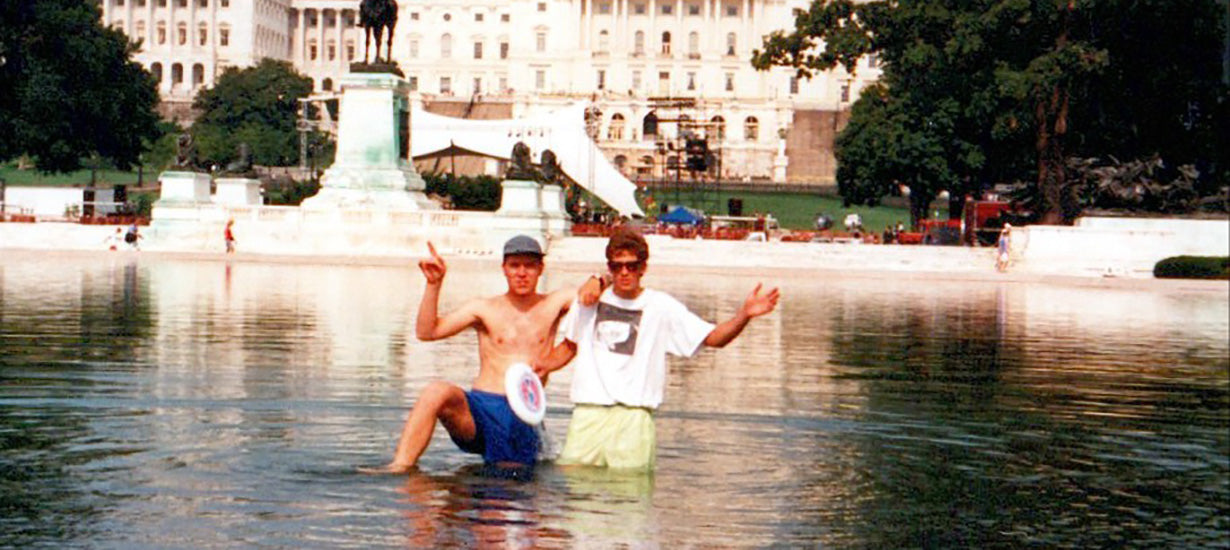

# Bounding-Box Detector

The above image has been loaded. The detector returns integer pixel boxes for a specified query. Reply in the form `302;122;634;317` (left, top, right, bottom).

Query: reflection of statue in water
359;0;398;64
175;133;197;170
539;149;562;186
221;143;255;177
506;141;540;181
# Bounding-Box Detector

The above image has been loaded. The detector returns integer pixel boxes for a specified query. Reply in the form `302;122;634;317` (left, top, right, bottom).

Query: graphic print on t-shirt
595;302;642;356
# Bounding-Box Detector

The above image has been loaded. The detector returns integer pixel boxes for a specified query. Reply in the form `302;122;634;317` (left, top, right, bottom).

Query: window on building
410;12;419;20
171;63;183;85
634;31;644;55
409;39;419;58
598;2;611;14
536;31;546;52
346;40;355;60
177;23;187;45
643;112;658;136
744;116;759;141
198;23;208;46
597;69;606;90
499;41;509;59
689;3;700;15
537;2;546;12
150;62;162;83
789;76;798;94
308;39;317;60
219;25;229;47
177;0;186;7
441;33;452;58
661;32;671;55
156;21;166;44
135;20;146;39
408;76;418;91
658;71;669;94
501;13;510;22
711;116;726;141
473;41;483;59
609;113;625;140
443;13;451;21
440;77;451;94
323;78;333;91
220;0;228;6
726;4;737;16
535;69;546;90
327;41;336;61
726;33;736;56
473;77;482;94
632;70;641;90
841;83;850;102
867;53;879;68
598;30;609;53
687;72;696;91
688;31;699;57
136;0;145;7
661;4;672;14
499;75;508;91
724;72;733;91
157;0;166;7
192;63;204;86
634;3;645;14
475;13;483;22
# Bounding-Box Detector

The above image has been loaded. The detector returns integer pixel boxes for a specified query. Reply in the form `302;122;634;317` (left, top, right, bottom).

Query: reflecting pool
1;254;1227;548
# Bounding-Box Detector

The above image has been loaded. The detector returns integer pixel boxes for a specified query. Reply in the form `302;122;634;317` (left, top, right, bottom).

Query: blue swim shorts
449;389;540;467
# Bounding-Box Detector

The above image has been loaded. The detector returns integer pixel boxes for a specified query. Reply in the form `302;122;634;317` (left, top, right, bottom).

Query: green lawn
645;188;920;231
0;164;147;187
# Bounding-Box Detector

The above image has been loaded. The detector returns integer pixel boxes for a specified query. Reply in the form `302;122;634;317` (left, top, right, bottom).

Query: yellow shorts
557;404;656;470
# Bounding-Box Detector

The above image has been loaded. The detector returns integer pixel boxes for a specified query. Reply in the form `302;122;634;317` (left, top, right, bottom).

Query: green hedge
1153;256;1230;279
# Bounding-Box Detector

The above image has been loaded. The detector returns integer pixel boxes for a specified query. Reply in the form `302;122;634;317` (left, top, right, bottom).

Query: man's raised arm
703;283;780;348
415;242;480;341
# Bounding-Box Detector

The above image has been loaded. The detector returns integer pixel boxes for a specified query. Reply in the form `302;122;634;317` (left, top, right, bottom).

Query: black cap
503;235;544;258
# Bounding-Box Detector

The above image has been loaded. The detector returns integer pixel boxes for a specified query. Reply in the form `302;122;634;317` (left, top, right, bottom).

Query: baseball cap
503;235;544;258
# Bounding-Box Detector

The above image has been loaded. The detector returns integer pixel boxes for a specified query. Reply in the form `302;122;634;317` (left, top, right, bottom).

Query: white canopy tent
409;103;645;218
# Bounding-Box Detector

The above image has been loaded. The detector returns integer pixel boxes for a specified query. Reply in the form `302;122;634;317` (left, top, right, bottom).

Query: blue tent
658;206;704;225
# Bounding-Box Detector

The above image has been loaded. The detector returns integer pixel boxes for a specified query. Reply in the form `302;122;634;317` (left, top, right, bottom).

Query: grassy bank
1;164;148;187
645;188;930;231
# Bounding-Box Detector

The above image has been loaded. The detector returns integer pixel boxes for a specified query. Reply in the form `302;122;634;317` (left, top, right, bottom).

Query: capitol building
99;0;881;185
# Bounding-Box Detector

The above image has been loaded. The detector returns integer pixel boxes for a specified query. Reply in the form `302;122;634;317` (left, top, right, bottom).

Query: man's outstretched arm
415;242;480;341
703;283;781;348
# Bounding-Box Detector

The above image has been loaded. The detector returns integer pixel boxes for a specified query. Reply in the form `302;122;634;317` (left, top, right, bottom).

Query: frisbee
504;362;546;425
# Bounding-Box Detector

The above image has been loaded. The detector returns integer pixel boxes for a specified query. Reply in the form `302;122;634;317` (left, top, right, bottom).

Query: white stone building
100;0;881;185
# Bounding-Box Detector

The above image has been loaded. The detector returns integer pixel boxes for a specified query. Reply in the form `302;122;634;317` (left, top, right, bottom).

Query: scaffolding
645;97;722;218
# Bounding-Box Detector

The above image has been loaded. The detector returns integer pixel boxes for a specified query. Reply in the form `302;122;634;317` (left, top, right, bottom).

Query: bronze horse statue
359;0;398;64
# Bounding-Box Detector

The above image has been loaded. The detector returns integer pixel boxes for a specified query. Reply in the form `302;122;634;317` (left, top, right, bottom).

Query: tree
190;59;317;169
753;0;1227;224
0;0;160;173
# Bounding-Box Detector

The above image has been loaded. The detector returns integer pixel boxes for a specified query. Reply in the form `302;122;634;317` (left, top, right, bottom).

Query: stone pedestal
302;72;438;210
156;171;211;205
540;184;571;234
214;177;262;206
497;179;542;215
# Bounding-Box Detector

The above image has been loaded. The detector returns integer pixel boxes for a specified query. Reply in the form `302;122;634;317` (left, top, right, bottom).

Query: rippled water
1;254;1227;548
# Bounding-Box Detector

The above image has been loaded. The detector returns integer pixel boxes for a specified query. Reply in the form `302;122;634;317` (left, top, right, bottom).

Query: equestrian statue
359;0;398;64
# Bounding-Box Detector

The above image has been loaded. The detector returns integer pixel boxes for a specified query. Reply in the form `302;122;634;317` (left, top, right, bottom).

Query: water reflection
0;255;1226;548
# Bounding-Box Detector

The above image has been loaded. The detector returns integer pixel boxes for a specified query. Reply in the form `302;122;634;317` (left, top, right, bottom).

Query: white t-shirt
561;288;715;409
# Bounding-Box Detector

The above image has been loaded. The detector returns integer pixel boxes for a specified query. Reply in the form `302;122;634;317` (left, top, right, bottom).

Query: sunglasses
607;260;645;273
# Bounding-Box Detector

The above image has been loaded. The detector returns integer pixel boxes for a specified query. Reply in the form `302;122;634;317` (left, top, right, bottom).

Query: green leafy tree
754;0;1227;225
191;59;318;169
0;0;160;172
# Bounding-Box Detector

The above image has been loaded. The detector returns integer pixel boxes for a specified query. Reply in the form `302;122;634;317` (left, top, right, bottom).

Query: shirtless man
368;235;601;473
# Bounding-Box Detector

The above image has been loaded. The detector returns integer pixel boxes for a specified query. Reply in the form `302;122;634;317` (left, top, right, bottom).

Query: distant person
535;227;781;470
124;223;143;251
105;227;123;251
224;219;236;254
363;236;603;474
996;223;1012;272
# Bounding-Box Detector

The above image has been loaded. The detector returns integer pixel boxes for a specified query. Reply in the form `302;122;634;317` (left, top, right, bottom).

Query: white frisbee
504;362;546;425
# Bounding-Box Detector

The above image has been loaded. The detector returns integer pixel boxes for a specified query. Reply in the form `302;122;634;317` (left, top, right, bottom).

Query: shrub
1153;256;1230;279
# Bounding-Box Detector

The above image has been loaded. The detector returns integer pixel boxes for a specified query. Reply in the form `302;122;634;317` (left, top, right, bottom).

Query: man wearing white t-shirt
536;228;780;469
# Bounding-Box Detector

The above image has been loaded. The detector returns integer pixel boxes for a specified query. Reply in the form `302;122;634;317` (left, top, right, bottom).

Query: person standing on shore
996;223;1012;272
224;219;236;254
534;227;781;469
